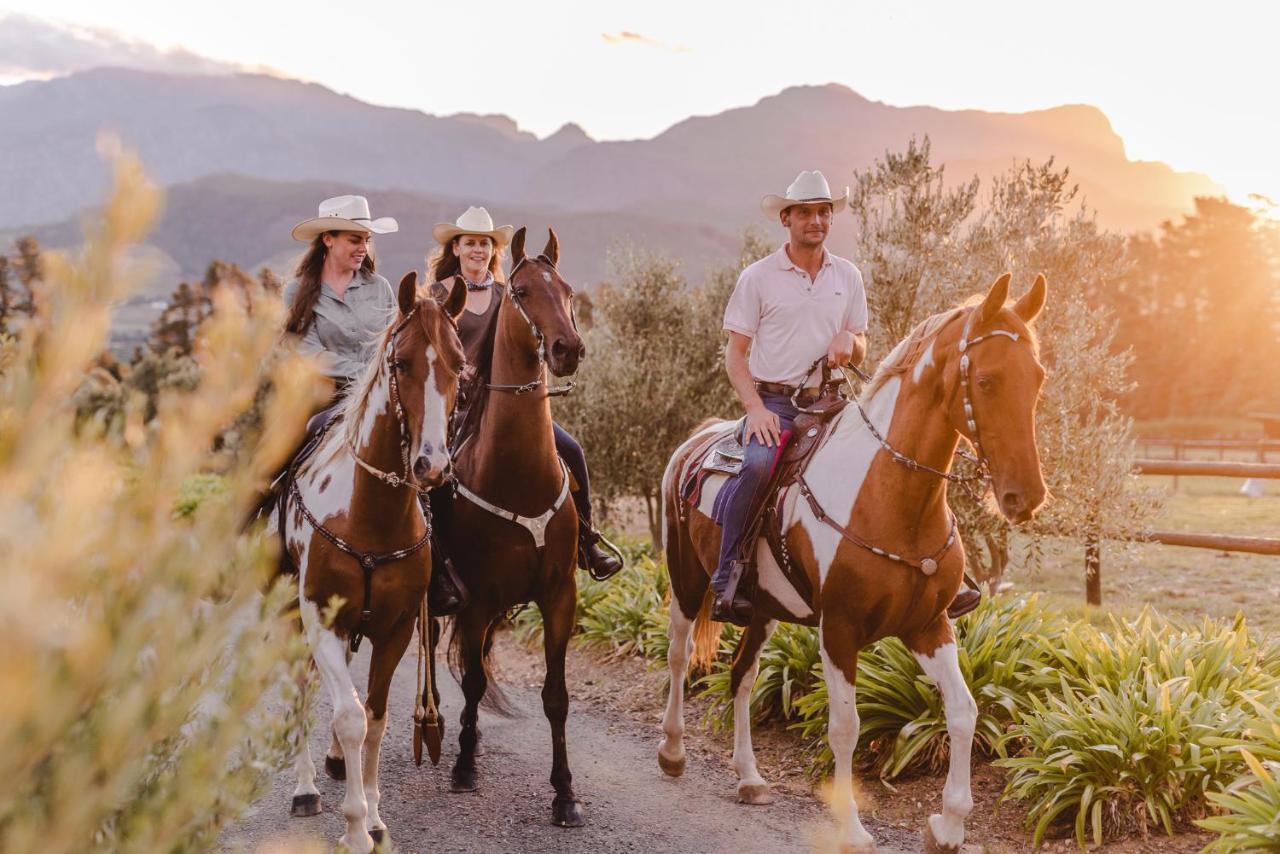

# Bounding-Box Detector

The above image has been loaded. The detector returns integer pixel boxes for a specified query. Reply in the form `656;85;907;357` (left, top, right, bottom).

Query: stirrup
711;559;754;627
582;534;625;581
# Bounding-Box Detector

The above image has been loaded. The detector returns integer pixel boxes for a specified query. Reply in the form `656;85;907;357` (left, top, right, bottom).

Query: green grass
1012;479;1280;632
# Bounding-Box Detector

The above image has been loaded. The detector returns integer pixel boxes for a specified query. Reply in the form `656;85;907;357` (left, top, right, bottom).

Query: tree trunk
644;491;662;555
1085;536;1102;605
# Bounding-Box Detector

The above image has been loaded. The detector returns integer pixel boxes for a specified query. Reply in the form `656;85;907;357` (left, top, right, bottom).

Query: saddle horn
542;228;560;268
511;226;527;267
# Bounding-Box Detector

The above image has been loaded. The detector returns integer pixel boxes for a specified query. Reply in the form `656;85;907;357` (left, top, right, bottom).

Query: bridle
484;255;577;398
347;307;458;494
844;309;1028;501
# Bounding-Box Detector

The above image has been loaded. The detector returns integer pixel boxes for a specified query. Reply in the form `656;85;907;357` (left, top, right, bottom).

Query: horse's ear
442;274;467;321
1014;273;1048;325
980;272;1012;324
543;227;559;268
511;226;527;267
398;271;418;316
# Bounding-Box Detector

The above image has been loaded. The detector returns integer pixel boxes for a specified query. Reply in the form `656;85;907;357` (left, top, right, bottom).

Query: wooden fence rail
1081;450;1280;605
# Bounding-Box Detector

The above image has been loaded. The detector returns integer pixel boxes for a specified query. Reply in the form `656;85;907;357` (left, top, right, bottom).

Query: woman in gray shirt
284;195;399;393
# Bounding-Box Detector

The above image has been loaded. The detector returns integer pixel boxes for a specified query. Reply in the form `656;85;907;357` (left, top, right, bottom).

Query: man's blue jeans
712;392;798;593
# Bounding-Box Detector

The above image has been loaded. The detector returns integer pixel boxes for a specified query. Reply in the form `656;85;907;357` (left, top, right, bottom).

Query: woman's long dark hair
427;236;505;285
285;232;377;335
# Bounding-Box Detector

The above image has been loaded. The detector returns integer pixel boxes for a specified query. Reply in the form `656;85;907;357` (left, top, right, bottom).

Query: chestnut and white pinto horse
660;273;1049;852
270;273;465;853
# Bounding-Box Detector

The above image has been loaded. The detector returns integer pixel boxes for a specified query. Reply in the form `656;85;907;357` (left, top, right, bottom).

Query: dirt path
224;631;922;853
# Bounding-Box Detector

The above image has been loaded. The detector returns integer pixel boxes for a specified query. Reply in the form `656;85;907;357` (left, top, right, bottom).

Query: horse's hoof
840;845;877;854
369;827;385;846
289;793;321;817
324;755;346;780
657;748;686;777
737;783;775;805
551;796;585;828
923;815;963;853
450;766;478;792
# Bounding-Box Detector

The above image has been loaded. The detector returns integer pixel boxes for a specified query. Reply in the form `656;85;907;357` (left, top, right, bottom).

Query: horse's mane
862;305;970;401
861;292;1040;401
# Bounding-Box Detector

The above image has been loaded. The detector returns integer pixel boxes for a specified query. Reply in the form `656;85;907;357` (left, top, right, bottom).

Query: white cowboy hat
291;195;399;242
761;170;849;219
432;206;514;248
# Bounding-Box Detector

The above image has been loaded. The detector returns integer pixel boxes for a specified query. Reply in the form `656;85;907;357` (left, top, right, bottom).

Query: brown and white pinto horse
659;273;1049;852
430;227;588;826
272;274;466;853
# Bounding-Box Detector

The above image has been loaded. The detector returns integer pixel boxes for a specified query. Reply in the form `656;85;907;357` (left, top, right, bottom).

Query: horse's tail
444;614;517;718
690;590;720;673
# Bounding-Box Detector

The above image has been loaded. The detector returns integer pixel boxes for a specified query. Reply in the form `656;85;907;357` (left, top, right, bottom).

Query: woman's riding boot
578;525;624;581
428;546;468;615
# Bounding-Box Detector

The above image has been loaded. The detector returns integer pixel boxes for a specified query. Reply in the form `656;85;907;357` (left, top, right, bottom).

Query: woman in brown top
427;207;623;585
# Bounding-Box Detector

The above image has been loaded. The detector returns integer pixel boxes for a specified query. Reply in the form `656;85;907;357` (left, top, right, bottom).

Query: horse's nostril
413;457;429;480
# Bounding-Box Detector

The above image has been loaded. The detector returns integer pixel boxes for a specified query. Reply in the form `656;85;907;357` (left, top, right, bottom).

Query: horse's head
505;226;584;377
940;273;1049;523
391;271;467;488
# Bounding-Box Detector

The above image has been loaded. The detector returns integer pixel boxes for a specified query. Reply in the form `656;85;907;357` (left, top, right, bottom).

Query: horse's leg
289;661;322;817
449;610;489;793
908;620;976;853
324;644;355;781
731;618;778;804
428;616;446;745
362;612;416;844
658;594;697;777
540;576;585;827
820;626;875;852
303;610;373;853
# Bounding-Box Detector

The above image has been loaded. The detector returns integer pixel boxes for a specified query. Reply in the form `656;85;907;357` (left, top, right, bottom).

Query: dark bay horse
660;273;1049;852
272;274;465;853
431;227;588;826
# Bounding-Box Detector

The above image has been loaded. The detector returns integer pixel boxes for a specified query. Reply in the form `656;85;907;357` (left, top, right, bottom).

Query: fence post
1085;536;1102;605
1172;440;1181;492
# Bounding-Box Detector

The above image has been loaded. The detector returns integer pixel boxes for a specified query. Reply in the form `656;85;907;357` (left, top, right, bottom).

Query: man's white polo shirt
722;245;868;387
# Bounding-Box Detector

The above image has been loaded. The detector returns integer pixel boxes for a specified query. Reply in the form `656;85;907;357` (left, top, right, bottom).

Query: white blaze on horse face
541;271;552;283
796;376;901;585
419;344;450;474
913;340;935;384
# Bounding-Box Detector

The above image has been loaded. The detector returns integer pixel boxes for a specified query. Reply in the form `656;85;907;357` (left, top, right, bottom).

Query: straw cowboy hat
291;195;399;242
432;206;514;248
761;170;849;219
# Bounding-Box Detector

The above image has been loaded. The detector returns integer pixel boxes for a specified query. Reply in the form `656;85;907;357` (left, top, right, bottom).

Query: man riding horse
711;170;982;625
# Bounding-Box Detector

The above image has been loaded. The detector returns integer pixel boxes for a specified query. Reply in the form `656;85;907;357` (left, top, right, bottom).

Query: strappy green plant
1197;697;1280;851
697;621;823;731
997;672;1247;847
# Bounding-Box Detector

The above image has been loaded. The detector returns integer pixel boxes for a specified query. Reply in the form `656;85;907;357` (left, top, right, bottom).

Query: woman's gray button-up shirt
282;270;397;381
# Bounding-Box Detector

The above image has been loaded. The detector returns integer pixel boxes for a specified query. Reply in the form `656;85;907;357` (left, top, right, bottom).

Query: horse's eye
391;358;407;372
976;375;996;392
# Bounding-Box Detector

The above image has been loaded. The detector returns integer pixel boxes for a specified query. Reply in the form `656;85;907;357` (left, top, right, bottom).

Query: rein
345;308;441;495
484;255;577;398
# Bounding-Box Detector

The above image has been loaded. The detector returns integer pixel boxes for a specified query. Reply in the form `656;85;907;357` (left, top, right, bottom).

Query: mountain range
1;67;1223;296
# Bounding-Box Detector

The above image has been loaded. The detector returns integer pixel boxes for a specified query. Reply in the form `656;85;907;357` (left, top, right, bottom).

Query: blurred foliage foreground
0;155;321;851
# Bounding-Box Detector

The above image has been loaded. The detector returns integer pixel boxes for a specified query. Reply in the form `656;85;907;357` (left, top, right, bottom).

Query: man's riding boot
578;526;624;581
946;587;982;619
427;545;468;616
710;559;754;628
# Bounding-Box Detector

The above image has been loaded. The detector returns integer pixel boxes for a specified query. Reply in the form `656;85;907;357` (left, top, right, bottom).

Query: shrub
0;153;316;851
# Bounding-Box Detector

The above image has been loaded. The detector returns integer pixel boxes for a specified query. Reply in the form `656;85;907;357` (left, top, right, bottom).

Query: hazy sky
2;1;1276;203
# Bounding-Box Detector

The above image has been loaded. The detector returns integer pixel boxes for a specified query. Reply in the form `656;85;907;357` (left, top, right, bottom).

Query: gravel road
223;631;924;853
